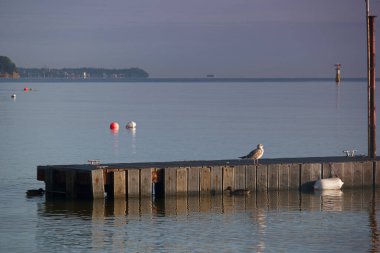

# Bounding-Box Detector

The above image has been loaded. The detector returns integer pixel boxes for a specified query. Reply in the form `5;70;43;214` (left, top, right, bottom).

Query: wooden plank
223;166;234;191
245;165;256;192
45;167;54;193
65;170;77;199
210;166;222;194
310;163;321;180
289;164;300;190
353;162;364;188
278;164;289;190
200;167;211;193
113;171;126;198
333;162;344;179
362;161;373;188
91;169;105;199
177;167;188;195
301;163;321;186
343;162;354;188
268;164;279;191
234;165;246;190
140;168;152;197
127;169;140;198
164;168;177;196
256;165;267;192
188;167;200;195
322;162;344;178
322;162;331;178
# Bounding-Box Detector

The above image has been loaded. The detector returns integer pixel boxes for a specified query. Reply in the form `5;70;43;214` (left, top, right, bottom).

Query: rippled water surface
0;80;378;252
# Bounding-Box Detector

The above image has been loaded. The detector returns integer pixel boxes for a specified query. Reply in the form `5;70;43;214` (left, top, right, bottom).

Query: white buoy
11;94;16;99
314;178;344;190
126;121;137;129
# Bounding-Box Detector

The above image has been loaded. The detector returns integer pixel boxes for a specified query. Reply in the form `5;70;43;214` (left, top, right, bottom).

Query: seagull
239;144;264;164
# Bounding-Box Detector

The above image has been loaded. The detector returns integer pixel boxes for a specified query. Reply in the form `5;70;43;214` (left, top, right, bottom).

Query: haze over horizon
1;0;379;78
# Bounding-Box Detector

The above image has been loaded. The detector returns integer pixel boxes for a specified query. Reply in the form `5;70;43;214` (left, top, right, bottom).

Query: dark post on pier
369;15;377;159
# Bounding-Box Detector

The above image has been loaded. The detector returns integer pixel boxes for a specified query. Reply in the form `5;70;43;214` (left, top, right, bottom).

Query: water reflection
315;190;343;212
370;191;380;253
127;128;136;154
36;189;380;252
39;189;377;218
110;129;119;155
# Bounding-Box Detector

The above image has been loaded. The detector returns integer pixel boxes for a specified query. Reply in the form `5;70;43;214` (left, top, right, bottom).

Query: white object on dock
88;160;101;165
343;150;357;157
126;121;137;129
314;178;344;190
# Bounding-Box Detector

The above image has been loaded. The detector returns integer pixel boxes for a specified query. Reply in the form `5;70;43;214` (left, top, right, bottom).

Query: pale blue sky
0;0;379;77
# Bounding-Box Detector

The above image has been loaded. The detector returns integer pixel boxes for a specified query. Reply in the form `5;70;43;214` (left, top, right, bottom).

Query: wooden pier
37;156;380;199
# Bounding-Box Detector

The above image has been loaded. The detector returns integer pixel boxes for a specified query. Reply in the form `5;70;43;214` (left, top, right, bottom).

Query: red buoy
110;122;119;130
23;87;29;91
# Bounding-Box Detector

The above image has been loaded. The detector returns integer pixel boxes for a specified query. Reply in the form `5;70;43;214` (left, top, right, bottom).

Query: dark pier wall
36;157;380;199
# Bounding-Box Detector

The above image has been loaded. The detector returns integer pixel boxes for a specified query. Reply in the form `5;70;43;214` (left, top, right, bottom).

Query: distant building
0;72;20;79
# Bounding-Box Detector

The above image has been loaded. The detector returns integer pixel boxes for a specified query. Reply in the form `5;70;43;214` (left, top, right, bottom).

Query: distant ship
206;74;215;78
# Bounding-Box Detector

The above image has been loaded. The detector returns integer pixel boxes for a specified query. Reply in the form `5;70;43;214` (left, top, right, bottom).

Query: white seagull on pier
239;144;264;164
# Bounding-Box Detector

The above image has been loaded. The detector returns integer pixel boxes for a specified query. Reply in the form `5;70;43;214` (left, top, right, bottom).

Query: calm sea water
0;80;378;252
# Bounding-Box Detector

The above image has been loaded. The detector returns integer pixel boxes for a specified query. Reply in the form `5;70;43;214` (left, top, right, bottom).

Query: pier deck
37;156;380;199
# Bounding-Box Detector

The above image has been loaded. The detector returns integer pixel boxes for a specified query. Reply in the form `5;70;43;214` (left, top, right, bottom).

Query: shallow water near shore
0;80;378;252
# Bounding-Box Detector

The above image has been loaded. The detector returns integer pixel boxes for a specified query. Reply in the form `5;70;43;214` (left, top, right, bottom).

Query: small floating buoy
314;178;344;190
110;122;119;130
126;121;137;129
23;87;29;92
11;94;16;99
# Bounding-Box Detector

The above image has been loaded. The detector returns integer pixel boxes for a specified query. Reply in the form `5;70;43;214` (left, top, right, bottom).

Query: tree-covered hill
0;55;149;79
0;56;17;74
17;67;149;79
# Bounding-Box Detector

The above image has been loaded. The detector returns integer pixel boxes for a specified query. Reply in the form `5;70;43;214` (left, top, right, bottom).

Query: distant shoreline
0;77;371;83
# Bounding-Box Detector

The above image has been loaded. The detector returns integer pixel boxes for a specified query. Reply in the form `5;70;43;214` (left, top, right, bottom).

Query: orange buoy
110;122;119;130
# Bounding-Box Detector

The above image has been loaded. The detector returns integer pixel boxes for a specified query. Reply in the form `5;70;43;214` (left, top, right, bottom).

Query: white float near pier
314;178;344;190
